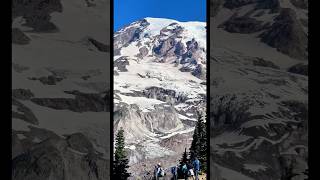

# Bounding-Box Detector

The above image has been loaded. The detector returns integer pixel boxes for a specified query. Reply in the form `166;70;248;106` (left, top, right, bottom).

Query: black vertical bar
9;1;13;179
206;0;211;179
110;0;114;178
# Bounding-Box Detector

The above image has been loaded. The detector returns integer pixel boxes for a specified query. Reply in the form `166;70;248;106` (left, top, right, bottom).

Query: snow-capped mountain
12;0;111;179
113;17;207;176
210;0;308;179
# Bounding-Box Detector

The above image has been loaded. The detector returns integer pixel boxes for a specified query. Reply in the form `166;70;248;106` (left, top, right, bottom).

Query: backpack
188;169;194;176
158;168;165;177
171;166;177;175
182;165;188;173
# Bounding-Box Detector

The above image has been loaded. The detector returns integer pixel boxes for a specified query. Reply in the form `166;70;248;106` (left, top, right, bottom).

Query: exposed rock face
88;38;110;52
30;91;108;112
12;136;109;180
12;98;39;125
12;0;63;32
153;37;177;58
12;28;31;45
216;0;308;61
288;63;308;76
137;46;149;59
252;57;280;69
29;75;64;85
192;64;207;80
143;86;195;104
114;56;130;72
114;19;150;49
219;15;269;33
66;133;94;153
174;41;187;56
12;89;35;100
260;8;308;60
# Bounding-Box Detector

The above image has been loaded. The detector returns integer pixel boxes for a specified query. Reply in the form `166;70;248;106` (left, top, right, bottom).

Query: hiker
181;163;188;180
188;168;195;180
192;158;201;180
155;163;165;180
171;165;178;180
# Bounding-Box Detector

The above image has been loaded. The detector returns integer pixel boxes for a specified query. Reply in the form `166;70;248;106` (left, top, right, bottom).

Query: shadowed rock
259;8;308;60
12;0;63;32
88;38;110;52
288;63;308;76
12;28;31;45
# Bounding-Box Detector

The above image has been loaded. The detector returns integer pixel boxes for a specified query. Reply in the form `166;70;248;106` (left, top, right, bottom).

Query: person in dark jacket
181;163;188;180
171;165;178;180
193;158;201;180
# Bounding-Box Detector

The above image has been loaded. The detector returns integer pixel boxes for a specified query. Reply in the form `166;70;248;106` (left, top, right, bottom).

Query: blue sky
114;0;206;31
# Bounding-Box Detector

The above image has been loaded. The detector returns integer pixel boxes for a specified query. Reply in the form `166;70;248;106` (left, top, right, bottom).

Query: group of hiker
154;157;201;180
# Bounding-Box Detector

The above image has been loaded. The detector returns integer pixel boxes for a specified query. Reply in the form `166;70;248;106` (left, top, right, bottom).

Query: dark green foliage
189;113;207;172
113;128;130;179
177;148;188;178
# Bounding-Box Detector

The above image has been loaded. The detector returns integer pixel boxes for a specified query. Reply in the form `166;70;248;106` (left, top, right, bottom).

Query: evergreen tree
113;128;131;179
189;111;207;172
180;148;188;166
178;148;188;178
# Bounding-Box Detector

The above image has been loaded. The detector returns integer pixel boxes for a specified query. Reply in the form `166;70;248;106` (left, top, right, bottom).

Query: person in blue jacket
192;157;201;180
171;165;178;180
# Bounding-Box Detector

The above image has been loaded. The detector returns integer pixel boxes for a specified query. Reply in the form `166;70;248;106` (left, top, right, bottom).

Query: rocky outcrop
66;133;94;154
28;75;64;85
252;57;280;69
211;94;251;132
12;89;35;100
30;90;108;112
288;63;308;76
115;103;183;138
192;64;207;80
153;37;177;58
88;38;110;52
12;28;30;45
114;56;130;72
143;86;188;104
12;0;63;32
12;98;39;125
114;19;150;49
174;41;187;56
219;15;269;33
259;8;308;60
12;135;109;180
136;46;149;59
